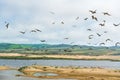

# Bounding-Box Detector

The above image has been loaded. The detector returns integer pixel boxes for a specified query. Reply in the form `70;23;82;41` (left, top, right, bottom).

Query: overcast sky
0;0;120;46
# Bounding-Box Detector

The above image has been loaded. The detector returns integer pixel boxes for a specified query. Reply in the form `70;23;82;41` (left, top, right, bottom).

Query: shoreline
0;53;120;61
18;65;120;80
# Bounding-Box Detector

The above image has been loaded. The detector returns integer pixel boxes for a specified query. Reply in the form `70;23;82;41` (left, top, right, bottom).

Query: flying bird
30;30;36;33
88;35;94;39
5;22;9;29
20;31;25;34
99;43;105;46
113;23;120;26
40;40;46;42
99;23;105;26
61;21;64;24
76;17;79;20
89;10;97;14
103;12;111;16
64;38;69;40
106;39;112;42
115;42;120;46
92;15;98;21
84;18;88;20
87;29;92;31
35;29;42;32
96;33;102;37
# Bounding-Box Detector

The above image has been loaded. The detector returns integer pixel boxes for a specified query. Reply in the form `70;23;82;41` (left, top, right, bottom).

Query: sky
0;0;120;46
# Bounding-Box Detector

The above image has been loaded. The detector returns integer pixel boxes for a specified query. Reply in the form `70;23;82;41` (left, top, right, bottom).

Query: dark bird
84;18;88;20
61;22;64;24
99;23;105;26
104;31;108;33
115;42;120;46
76;17;79;20
40;40;46;42
35;29;42;32
113;23;120;26
30;30;36;32
106;39;112;42
96;33;102;37
20;31;25;34
103;12;111;16
89;10;97;14
99;43;105;46
92;15;98;21
88;35;94;39
87;29;92;31
64;38;69;40
5;22;9;29
52;22;55;24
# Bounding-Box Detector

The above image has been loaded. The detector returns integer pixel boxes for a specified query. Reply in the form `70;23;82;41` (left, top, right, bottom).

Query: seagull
89;10;97;14
103;12;111;16
99;43;105;46
113;23;120;26
35;29;42;32
88;35;94;39
61;21;64;24
96;33;102;37
20;31;25;34
5;22;9;29
87;29;92;31
76;17;79;20
30;30;36;33
92;15;98;21
115;42;120;46
64;38;69;40
40;40;46;42
84;18;88;20
99;23;105;26
106;39;112;42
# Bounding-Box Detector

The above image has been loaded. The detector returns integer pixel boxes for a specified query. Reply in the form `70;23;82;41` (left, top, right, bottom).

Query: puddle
33;72;58;77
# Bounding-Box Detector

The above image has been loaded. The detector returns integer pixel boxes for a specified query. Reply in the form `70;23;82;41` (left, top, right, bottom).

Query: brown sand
0;53;120;61
19;65;120;80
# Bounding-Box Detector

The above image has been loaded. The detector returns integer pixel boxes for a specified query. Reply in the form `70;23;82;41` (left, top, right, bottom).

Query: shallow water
0;59;120;69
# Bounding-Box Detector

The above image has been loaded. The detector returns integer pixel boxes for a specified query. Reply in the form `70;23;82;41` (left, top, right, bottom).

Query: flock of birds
3;9;120;47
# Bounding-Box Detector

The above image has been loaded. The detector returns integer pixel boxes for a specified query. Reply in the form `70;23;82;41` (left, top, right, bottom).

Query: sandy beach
18;65;120;80
0;53;120;61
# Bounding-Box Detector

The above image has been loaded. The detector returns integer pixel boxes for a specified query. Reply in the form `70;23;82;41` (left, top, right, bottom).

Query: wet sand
18;65;120;80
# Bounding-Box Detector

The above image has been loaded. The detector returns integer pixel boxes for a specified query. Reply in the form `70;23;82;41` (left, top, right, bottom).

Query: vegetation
0;43;120;56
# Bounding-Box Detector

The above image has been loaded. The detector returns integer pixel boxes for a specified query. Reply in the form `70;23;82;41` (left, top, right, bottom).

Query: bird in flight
103;12;111;16
115;42;120;46
61;21;64;24
84;18;88;20
88;35;94;39
99;43;105;46
30;30;36;33
113;23;120;26
76;17;79;20
20;31;25;34
92;15;98;21
49;11;55;15
35;29;42;32
87;29;92;31
40;40;46;42
89;10;97;14
106;39;112;42
64;37;69;40
96;33;102;37
5;22;9;29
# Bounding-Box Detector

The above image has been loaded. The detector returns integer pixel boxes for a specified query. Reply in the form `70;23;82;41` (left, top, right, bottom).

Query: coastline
0;53;120;61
